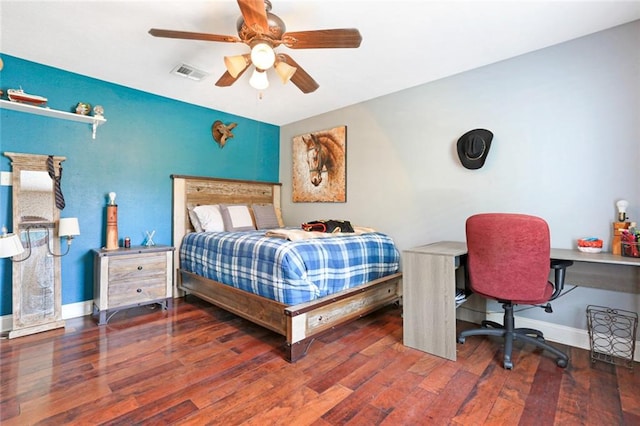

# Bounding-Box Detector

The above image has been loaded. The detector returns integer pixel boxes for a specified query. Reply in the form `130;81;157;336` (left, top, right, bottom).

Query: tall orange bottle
105;192;118;250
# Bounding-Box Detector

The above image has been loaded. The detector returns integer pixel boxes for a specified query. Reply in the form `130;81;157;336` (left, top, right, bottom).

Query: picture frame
292;125;346;203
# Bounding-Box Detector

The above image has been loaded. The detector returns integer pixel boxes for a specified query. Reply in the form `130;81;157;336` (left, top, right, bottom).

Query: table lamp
616;199;629;222
0;226;25;258
57;217;81;256
612;199;630;255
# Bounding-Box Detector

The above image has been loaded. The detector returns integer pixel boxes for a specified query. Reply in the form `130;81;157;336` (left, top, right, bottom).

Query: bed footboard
179;270;402;362
284;272;402;361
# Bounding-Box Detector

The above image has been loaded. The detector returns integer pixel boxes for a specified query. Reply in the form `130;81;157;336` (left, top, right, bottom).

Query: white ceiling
2;1;640;126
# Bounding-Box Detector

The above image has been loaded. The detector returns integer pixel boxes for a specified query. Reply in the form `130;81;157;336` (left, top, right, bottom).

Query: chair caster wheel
457;336;466;344
503;361;513;370
556;358;568;368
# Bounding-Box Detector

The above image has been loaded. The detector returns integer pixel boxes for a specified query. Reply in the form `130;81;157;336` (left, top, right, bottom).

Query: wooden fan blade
237;0;269;34
282;29;362;49
215;67;249;87
279;54;319;94
149;28;241;43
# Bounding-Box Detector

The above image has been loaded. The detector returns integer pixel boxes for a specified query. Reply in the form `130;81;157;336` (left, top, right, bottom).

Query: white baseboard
1;300;93;333
0;313;11;332
63;300;94;319
486;312;640;363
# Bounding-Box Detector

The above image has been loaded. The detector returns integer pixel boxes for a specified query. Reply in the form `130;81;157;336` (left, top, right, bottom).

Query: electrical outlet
1;171;12;186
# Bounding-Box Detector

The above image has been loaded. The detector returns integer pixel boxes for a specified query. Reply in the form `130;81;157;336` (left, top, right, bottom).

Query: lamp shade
274;60;297;84
250;42;275;70
224;54;250;78
249;69;269;90
0;233;24;258
58;218;80;238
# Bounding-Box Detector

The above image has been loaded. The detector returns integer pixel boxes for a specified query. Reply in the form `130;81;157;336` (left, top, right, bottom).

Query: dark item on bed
171;175;402;362
302;219;354;233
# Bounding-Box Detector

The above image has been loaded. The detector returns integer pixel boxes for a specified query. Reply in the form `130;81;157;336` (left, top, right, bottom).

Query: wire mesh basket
586;305;637;369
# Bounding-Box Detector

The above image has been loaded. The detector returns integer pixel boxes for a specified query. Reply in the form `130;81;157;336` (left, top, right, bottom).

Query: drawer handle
137;266;143;271
137;288;142;293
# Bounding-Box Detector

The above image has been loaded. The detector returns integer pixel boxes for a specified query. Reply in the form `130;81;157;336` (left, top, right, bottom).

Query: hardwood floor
1;297;638;425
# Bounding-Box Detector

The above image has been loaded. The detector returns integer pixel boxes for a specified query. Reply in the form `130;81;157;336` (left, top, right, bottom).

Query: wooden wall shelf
0;99;107;139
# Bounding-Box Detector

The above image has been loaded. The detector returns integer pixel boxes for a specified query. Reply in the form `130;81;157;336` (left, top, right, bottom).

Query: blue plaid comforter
180;230;400;305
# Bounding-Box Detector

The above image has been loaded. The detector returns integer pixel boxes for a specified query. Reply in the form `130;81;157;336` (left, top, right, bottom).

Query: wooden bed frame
171;175;402;362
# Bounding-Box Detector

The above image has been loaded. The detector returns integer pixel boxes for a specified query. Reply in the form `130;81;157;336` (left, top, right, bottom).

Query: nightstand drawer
107;253;167;283
108;279;167;308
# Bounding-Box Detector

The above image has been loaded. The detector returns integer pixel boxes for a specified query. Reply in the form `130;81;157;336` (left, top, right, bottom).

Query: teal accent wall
0;54;280;315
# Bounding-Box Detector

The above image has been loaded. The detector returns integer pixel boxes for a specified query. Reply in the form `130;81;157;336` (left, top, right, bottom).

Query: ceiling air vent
170;64;208;81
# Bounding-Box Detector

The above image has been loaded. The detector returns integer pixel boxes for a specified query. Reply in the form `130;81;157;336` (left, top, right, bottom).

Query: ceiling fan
149;0;362;94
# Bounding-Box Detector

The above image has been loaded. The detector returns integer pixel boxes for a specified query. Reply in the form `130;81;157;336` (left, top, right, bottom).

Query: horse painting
292;126;346;202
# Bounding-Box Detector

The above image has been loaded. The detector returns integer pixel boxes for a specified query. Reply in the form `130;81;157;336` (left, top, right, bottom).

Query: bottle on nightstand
105;192;118;250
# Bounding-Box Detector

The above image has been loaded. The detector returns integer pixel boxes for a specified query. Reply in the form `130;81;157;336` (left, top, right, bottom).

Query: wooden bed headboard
170;175;282;294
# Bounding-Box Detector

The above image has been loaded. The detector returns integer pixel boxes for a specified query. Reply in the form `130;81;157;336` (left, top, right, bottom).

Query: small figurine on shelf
142;230;156;247
75;102;91;115
93;105;104;118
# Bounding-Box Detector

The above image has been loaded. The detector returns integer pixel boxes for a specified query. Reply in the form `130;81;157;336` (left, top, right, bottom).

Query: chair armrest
549;259;573;300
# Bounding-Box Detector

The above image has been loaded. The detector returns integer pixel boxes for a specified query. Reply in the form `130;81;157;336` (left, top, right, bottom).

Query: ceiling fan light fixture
224;54;250;78
150;0;362;94
250;42;276;70
274;60;297;84
249;68;269;90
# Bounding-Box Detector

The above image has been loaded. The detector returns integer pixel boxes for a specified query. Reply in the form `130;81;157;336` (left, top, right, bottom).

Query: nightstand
93;245;175;325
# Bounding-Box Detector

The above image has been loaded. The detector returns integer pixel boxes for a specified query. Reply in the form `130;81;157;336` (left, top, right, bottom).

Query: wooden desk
550;248;640;294
402;241;640;361
403;242;468;361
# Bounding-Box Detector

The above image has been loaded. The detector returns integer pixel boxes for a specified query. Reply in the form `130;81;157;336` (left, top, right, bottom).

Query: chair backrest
465;213;551;303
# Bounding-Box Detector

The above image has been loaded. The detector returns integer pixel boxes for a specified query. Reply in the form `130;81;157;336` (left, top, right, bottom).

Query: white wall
280;21;639;332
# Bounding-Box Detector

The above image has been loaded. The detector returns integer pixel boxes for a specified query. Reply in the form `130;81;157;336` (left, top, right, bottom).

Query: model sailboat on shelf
7;88;48;106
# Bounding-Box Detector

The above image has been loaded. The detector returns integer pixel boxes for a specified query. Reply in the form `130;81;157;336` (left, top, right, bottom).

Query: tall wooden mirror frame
4;152;66;338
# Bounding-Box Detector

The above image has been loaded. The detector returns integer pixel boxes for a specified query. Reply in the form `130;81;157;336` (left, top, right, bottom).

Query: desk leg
403;252;459;361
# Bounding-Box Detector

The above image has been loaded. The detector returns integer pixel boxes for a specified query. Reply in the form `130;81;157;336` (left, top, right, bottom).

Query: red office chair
457;213;572;369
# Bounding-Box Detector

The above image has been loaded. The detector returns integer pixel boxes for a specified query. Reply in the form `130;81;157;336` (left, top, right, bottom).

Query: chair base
457;304;569;369
482;320;544;340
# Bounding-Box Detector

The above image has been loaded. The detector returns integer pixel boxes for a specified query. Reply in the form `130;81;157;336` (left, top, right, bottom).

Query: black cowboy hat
457;129;493;170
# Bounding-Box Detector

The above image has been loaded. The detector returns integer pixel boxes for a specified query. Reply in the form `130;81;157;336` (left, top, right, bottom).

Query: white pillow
192;205;225;232
187;207;203;232
220;204;256;232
